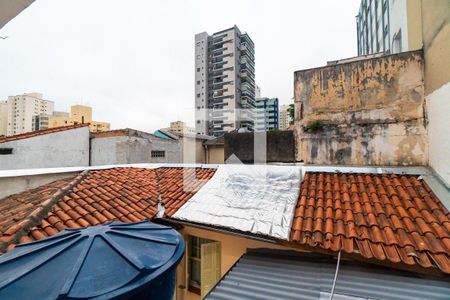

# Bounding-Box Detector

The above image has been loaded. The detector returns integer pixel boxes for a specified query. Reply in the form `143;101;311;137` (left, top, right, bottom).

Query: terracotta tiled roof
291;172;450;274
0;124;89;144
0;167;215;253
2;166;450;275
90;129;131;138
0;176;78;236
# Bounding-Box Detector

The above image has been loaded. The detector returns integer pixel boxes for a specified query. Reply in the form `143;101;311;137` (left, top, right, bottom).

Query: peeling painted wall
294;50;427;166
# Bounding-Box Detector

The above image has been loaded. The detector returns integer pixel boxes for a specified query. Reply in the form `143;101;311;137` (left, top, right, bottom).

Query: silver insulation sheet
172;164;301;240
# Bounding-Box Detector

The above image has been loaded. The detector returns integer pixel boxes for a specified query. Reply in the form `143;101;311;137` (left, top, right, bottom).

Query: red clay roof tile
291;172;450;274
0;167;215;254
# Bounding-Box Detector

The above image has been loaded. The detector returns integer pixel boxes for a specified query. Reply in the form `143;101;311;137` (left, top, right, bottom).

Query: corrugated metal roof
206;250;450;300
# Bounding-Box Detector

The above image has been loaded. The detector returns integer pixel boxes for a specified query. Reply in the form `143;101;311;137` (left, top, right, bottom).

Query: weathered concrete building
91;129;181;165
294;50;427;166
0;124;90;170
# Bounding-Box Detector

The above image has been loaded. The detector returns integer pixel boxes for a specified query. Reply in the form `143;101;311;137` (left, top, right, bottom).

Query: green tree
287;103;294;125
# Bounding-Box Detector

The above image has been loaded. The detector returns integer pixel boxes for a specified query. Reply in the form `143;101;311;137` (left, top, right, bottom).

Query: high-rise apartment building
195;25;255;136
356;0;422;56
5;93;54;136
255;97;279;132
279;104;293;131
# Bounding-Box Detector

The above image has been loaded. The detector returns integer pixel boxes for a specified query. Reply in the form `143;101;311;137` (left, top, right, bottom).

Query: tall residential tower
195;25;255;136
356;0;422;56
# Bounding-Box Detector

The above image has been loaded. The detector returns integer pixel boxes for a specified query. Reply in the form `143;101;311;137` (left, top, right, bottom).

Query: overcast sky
0;0;360;132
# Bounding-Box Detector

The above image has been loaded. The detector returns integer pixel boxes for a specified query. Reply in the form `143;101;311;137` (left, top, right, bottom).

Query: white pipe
329;247;342;300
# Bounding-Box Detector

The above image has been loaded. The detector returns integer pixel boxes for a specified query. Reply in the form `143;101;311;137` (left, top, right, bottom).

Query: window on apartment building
197;68;200;72
187;236;221;297
151;150;165;158
197;94;200;98
197;81;200;85
0;148;13;155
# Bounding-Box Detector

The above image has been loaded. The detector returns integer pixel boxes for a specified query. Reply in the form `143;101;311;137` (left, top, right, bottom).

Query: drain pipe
329;242;342;300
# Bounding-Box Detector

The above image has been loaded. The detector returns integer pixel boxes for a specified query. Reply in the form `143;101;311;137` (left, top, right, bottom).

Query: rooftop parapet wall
294;50;427;166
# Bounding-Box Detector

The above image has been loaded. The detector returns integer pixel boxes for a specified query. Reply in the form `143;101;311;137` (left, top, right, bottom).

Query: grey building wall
224;131;295;163
0;126;90;170
90;132;181;166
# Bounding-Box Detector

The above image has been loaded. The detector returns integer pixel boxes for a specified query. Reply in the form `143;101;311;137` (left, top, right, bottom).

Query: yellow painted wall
206;146;224;164
48;115;71;127
407;0;423;51
175;225;305;300
71;105;92;123
47;105;110;132
90;121;110;133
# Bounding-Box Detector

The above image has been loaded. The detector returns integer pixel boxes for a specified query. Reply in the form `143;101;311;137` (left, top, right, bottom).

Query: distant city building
161;121;196;134
4;93;54;136
279;104;293;131
0;101;7;136
46;105;110;133
255;97;279;132
0;94;110;135
32;111;69;131
356;0;422;56
195;25;255;136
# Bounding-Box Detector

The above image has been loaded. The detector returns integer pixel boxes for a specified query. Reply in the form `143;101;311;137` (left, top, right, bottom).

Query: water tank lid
0;221;184;299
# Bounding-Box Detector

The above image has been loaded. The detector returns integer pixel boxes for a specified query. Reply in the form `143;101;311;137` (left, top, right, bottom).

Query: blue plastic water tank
0;221;185;299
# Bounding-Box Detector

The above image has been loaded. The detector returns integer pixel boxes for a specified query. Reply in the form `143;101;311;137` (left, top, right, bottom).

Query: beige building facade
47;104;110;133
4;93;54;136
0;101;7;136
279;104;293;131
162;121;196;134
